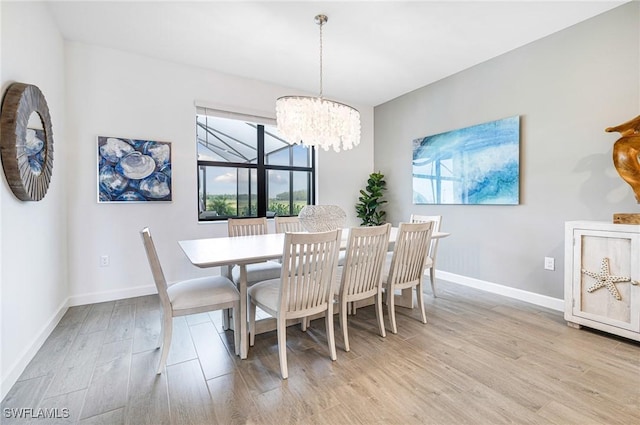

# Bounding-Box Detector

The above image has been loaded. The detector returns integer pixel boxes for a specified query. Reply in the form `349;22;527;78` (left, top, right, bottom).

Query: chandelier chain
319;17;323;98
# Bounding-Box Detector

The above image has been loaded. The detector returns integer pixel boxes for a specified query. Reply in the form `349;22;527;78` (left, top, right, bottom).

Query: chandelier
276;14;361;152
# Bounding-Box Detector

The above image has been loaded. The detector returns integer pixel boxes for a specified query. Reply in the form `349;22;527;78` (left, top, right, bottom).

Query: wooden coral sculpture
606;115;640;203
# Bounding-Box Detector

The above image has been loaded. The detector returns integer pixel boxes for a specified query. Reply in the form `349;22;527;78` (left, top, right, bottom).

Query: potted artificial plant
355;171;387;226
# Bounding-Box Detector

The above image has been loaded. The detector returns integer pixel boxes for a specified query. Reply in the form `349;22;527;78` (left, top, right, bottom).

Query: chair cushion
247;278;281;313
167;275;239;312
232;261;282;286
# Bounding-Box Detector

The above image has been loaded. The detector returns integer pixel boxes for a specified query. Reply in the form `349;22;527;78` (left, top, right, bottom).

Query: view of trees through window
196;113;315;220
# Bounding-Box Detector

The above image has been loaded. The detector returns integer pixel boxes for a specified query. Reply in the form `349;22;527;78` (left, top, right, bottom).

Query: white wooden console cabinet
564;221;640;341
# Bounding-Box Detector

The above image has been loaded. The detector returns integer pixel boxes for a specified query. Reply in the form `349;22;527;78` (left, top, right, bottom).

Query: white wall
0;1;67;397
64;42;374;304
374;3;640;301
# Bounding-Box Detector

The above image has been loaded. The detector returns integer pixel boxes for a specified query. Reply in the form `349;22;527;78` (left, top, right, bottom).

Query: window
196;110;315;221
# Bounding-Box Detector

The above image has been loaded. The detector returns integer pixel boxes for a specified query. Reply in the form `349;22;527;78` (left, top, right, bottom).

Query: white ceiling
46;0;627;106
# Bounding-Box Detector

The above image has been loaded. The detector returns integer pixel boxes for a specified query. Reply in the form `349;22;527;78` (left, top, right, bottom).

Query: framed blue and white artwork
97;136;172;202
412;116;520;205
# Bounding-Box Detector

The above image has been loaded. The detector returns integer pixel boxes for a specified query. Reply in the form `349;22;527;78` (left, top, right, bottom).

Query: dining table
178;227;450;359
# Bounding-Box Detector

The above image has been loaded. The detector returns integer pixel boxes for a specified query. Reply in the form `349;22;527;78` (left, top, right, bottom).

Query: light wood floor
2;280;639;424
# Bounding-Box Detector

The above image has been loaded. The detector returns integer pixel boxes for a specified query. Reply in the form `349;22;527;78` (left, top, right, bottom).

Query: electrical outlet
544;256;555;271
100;255;110;267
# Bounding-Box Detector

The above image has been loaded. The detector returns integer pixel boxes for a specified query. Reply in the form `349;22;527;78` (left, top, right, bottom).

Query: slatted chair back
409;214;442;296
280;229;342;318
409;214;442;260
228;217;269;237
340;224;391;299
275;216;305;233
387;221;433;288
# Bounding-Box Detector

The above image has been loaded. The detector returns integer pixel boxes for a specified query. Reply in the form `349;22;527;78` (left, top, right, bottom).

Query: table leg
222;265;233;330
239;264;248;359
396;288;414;308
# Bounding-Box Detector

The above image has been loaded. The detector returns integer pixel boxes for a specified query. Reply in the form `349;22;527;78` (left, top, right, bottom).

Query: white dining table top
179;228;450;268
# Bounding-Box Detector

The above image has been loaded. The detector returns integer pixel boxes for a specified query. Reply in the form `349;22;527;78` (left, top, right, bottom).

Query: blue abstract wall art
98;136;172;202
412;116;520;205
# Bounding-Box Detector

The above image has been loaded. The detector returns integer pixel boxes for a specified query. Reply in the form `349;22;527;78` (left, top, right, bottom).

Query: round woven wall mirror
0;83;54;201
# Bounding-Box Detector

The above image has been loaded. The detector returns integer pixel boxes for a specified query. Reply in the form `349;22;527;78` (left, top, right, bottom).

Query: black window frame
197;116;316;221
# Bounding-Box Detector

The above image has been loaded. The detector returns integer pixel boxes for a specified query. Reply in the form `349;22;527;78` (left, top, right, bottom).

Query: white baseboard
1;297;69;400
68;284;157;307
437;271;564;312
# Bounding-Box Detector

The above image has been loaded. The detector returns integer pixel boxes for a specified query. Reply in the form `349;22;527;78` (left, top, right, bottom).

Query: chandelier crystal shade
276;14;361;153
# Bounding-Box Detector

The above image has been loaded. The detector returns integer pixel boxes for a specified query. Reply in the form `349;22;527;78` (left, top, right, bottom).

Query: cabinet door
571;229;639;332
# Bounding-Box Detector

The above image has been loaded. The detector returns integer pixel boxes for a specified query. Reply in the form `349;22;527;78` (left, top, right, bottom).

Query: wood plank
78;408;125;425
166;359;217;425
104;304;135;344
0;375;53;423
44;330;107;398
98;339;133;366
132;308;161;354
125;350;170;425
165;317;197;366
189;321;236;380
206;371;260;424
17;323;80;381
44;357;96;399
79;355;131;419
38;389;87;424
57;305;91;328
185;312;211;326
80;302;115;334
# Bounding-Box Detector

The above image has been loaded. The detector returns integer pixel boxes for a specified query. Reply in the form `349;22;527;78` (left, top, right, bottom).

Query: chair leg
157;315;173;375
387;286;398;334
277;317;288;379
417;282;427;324
375;292;386;338
157;313;164;349
339;298;350;352
222;308;231;330
429;268;437;298
301;317;308;332
325;304;337;361
249;299;256;347
233;305;241;356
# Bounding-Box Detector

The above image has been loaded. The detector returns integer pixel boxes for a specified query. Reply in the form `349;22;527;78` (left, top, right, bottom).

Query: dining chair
227;217;282;286
298;204;346;232
248;229;342;379
383;221;434;334
224;217;283;331
336;223;391;351
274;216;305;233
409;214;442;297
140;227;240;374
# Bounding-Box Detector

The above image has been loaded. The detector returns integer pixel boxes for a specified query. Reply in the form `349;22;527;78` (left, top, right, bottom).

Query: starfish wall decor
581;257;633;300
